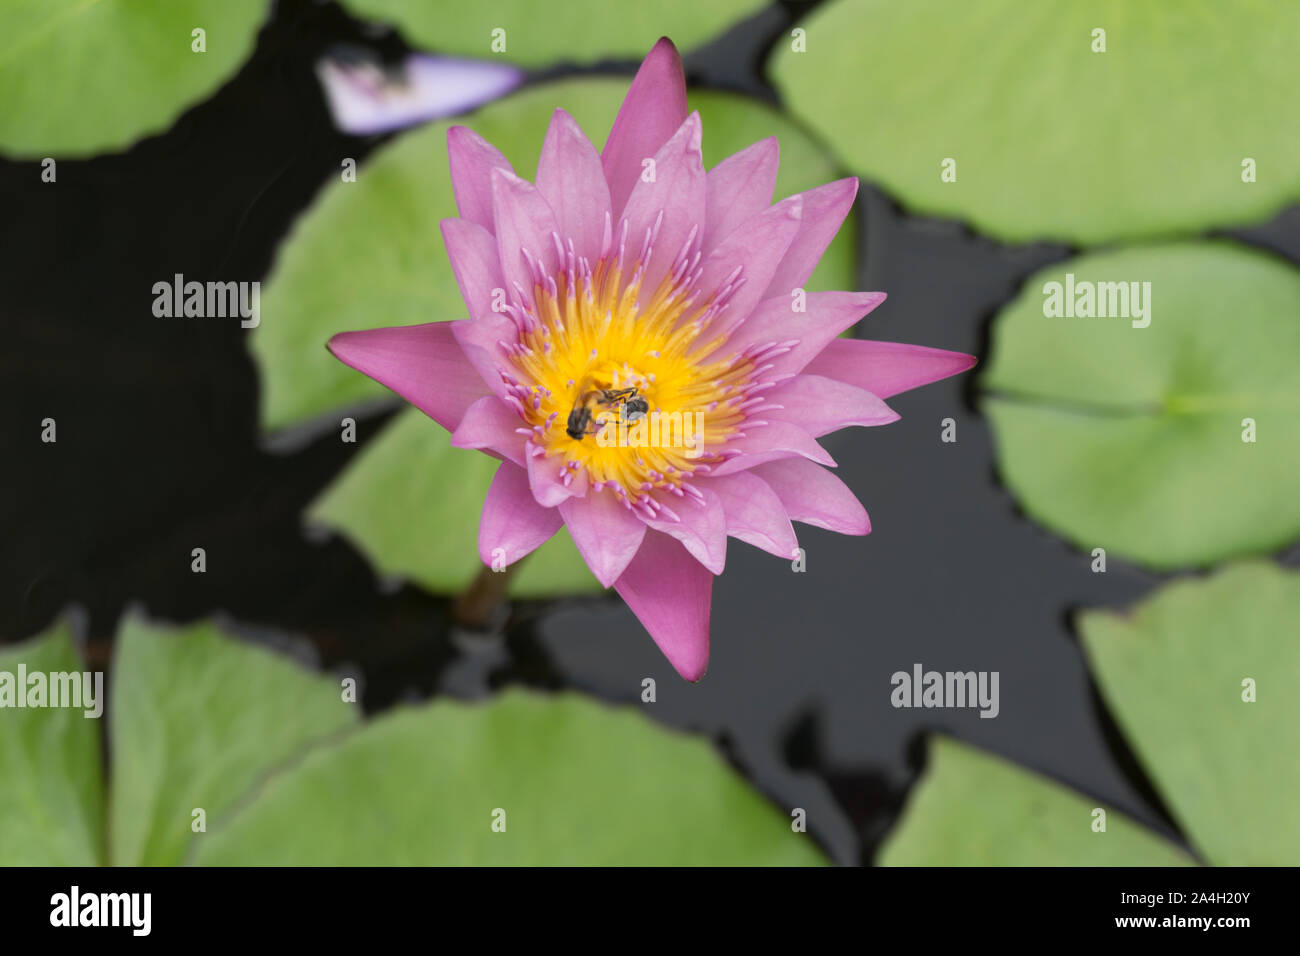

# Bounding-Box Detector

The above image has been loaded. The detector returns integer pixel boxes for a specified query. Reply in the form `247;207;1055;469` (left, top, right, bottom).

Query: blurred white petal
316;52;524;135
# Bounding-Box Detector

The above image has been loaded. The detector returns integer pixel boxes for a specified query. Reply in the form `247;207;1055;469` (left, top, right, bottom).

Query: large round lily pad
982;242;1300;569
195;690;826;865
0;0;267;157
772;0;1300;244
341;0;766;67
4;618;817;865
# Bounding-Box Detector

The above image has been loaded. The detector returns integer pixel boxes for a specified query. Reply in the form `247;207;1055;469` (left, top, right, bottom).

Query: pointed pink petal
764;374;899;437
558;491;647;587
601;37;689;219
447;126;514;232
450;395;526;466
710;421;835;476
618;111;706;295
641;485;727;574
803;338;978;399
526;444;586;508
441;218;505;321
450;315;516;400
753;458;871;535
536;108;611;262
698;194;802;339
703;136;779;250
707;472;798;559
763;178;858;297
713;290;886;375
491;168;560;308
327;323;487;431
614;530;712;682
317;53;523;136
478;461;563;566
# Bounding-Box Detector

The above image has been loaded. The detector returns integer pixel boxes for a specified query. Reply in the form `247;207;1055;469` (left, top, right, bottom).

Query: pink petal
491;168;560;308
440;218;505;321
803;338;978;399
754;458;871;535
715;291;887;375
327;323;487;431
447;126;514;232
618;111;706;295
536;108;611;262
526;443;586;508
710;421;835;476
764;374;899;437
601;37;689;220
558;491;647;587
703;136;779;251
450;395;526;466
478;461;563;566
613;530;712;682
450;314;517;400
641;485;727;574
763;178;859;298
707;472;798;559
698;194;803;339
317;53;523;136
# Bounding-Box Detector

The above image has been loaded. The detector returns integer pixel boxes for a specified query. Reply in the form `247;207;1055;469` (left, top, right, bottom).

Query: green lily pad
254;78;853;595
5;621;810;865
0;621;103;865
772;0;1300;244
109;616;358;866
1080;562;1300;865
341;0;765;67
194;690;826;865
882;562;1300;865
983;242;1300;569
0;0;267;157
879;737;1195;866
309;408;601;596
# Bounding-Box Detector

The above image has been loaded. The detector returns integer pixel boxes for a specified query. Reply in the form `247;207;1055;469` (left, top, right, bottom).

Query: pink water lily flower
328;38;975;681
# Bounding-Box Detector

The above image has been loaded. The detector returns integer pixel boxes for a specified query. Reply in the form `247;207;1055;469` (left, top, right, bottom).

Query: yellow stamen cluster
508;256;752;497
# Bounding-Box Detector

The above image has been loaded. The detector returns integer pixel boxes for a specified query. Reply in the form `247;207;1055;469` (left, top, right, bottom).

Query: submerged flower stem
452;559;523;630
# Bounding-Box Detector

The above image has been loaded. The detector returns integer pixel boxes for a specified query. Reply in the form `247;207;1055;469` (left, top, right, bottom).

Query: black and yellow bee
566;386;649;440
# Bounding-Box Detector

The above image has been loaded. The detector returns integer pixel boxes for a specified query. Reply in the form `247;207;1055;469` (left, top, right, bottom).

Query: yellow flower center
503;233;757;501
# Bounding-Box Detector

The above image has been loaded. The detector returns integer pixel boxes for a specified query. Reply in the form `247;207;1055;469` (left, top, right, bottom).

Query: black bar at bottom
0;865;1286;941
